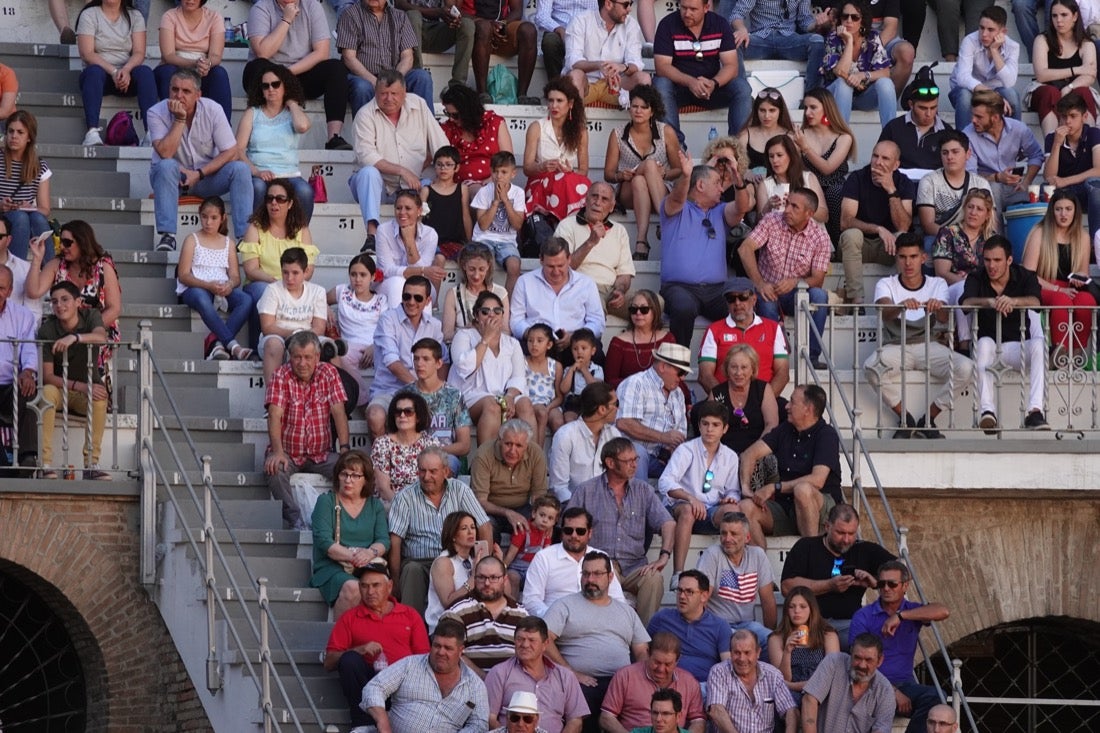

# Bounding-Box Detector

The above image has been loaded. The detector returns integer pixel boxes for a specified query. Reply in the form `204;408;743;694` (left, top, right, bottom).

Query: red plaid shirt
747;212;833;285
266;362;347;464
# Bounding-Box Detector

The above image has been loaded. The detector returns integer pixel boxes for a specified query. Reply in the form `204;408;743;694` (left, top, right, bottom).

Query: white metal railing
134;321;337;733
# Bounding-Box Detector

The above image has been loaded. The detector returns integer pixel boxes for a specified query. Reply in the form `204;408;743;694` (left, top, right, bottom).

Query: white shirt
564;10;645;82
521;542;626;617
448;327;528;404
950;31;1020;92
657;437;740;506
471;183;526;245
1;253;41;322
376;220;440;280
548;418;622;501
510;267;606;339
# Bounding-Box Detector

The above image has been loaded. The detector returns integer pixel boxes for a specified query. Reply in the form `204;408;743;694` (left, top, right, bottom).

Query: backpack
104;110;139;146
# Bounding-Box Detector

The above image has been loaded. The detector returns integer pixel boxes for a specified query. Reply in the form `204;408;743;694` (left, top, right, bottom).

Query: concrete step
170;497;284;531
152;438;255;473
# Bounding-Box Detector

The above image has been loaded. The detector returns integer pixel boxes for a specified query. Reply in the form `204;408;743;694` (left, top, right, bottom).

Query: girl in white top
441;242;509;344
176;196;253;360
754;135;829;224
327;253;388;407
449;291;536;443
374;189;446;306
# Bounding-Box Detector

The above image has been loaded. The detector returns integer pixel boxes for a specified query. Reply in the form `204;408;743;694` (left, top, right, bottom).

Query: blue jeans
178;286;252;347
653;74;753;146
629;439;669;481
349;166;393;227
79;64;158;131
1066;179;1100;241
827;76;897;129
3;210;51;261
244;280;269;350
251;175;315;224
1012;0;1054;61
660;281;728;349
155;64;233;124
896;680;941;733
948;85;1022;131
757;287;828;361
742;32;827;92
348;69;434;116
150;159;252;239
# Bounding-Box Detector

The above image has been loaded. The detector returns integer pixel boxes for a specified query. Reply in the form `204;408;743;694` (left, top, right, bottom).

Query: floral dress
820;29;892;83
932;225;985;277
525;358;560;406
370;431;440;495
56;255;120;372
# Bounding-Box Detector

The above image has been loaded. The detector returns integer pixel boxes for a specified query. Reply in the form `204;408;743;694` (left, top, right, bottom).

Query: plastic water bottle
708;126;718;141
225;18;234;43
373;651;388;672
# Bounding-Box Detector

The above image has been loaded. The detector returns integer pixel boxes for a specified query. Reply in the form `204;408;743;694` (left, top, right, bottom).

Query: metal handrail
134;321;335;733
794;288;980;732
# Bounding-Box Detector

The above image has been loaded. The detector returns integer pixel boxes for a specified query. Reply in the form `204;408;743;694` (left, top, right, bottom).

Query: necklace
630;329;658;370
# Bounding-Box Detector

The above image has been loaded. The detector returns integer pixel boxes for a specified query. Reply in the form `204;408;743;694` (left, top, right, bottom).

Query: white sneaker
83;128;104;147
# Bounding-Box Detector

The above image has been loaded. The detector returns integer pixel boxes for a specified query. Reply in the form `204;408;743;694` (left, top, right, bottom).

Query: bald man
926;704;958;732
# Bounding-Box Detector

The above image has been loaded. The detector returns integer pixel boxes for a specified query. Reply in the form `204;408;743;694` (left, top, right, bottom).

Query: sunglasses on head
628;304;652;315
757;88;782;101
509;714;537;724
561;526;589;536
265;194;290;204
915;86;939;96
725;292;753;303
260;80;283;91
478;306;504;315
402;292;426;303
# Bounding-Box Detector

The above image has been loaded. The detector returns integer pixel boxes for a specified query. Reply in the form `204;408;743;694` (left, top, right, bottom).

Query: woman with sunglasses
309;449;390;620
692;344;778;457
767;586;839;704
0;110;52;261
427;511;491;631
154;0;232;123
821;0;897;129
439;83;514;201
604;289;676;387
604;84;684;261
524;77;590;221
27;219;122;377
737;87;795;173
755;135;828;223
1028;0;1099;134
370;392;440;505
793;87;855;240
235;66;314;223
375;188;445;306
450;291;536;442
932;188;996;349
238;179;319;346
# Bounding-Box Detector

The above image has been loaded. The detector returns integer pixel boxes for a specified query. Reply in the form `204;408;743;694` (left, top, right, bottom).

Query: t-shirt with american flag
696;543;775;625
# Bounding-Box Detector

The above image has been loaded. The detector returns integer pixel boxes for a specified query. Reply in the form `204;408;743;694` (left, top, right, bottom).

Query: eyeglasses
732;406;749;427
435;159;457;168
265;194;290;204
394;406;416;416
691;40;704;60
914;86;939;96
339;471;364;481
830;557;845;577
402;292;427;302
59;237;77;248
580;570;609;577
725;292;753;303
509;714;537;724
628;305;652;315
0;231;9;238
702;218;716;239
260;80;283;91
878;579;904;589
757;88;782;101
612;0;634;6
444;109;460;118
702;469;715;493
675;587;699;595
561;526;589;536
478;306;505;315
476;574;504;582
840;12;861;20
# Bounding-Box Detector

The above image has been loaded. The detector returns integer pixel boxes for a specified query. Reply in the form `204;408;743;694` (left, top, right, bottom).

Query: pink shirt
160;7;224;56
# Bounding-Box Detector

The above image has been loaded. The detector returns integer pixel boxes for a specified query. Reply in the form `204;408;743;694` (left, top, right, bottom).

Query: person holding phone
964;88;1045;215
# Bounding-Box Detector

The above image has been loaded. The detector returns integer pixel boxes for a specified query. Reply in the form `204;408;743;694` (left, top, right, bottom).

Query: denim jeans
948;85;1022;131
79;64;158;131
660;281;728;348
349;167;399;227
178;286;252;348
742;32;827;92
251;175;315;224
3;210;51;261
244;280;269;351
1012;0;1055;61
757;287;828;361
155;64;233;124
653;74;753;146
348;69;435;116
150;158;252;238
827;76;897;129
896;680;942;733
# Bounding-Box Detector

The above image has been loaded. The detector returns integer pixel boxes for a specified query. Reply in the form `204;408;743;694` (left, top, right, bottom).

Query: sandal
231;345;254;361
633;240;650;261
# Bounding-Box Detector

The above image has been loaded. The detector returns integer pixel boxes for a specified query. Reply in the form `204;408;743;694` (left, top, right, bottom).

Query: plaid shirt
706;661;796;733
265;361;347;464
616;367;687;454
336;3;417;76
746;211;832;285
568;472;673;575
363;653;490;733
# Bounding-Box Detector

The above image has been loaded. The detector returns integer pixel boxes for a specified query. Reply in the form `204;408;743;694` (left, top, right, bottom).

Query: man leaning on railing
37;280;110;480
0;263;38;471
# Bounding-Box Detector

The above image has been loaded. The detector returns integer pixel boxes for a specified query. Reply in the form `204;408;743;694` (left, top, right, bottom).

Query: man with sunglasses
147;67;252;252
554;183;635;320
848;561;950;733
729;0;832;93
490;691;550;733
949;5;1022;132
697;276;788;397
562;0;650;109
548;382;622;502
522;507;626;616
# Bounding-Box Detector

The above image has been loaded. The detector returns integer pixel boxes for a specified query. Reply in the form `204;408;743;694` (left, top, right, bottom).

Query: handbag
333;497;355;574
310;165;328;204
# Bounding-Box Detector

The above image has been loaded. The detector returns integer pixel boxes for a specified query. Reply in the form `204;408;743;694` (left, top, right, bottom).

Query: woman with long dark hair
524;77;590;221
821;0;897;129
439;83;514;200
0;110;52;259
1029;0;1098;134
738;87;796;171
794;87;856;239
755;135;828;223
768;586;840;703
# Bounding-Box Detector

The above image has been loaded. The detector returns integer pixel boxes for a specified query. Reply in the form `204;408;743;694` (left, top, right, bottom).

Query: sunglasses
725;292;753;303
691;40;704;60
402;292;427;303
60;237;77;248
757;88;782;101
260;80;283;91
561;526;589;536
879;579;903;589
702;217;716;239
444;109;460;118
732;406;749;426
609;399;619;407
628;305;652;315
840;12;861;20
915;86;939;96
509;714;537;724
478;306;504;316
611;0;634;6
265;194;290;204
394;406;416;416
702;469;715;493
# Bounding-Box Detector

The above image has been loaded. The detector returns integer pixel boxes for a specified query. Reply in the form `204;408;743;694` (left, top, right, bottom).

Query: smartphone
1011;164;1027;177
474;540;489;557
841;563;856;576
1069;272;1092;285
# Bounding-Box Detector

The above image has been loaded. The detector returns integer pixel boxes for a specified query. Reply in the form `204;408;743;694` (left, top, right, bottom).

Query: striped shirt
363;653;490;733
706;661;796;733
388;479;491;561
336;4;418;76
0;153;51;206
441;596;529;672
653;11;736;79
